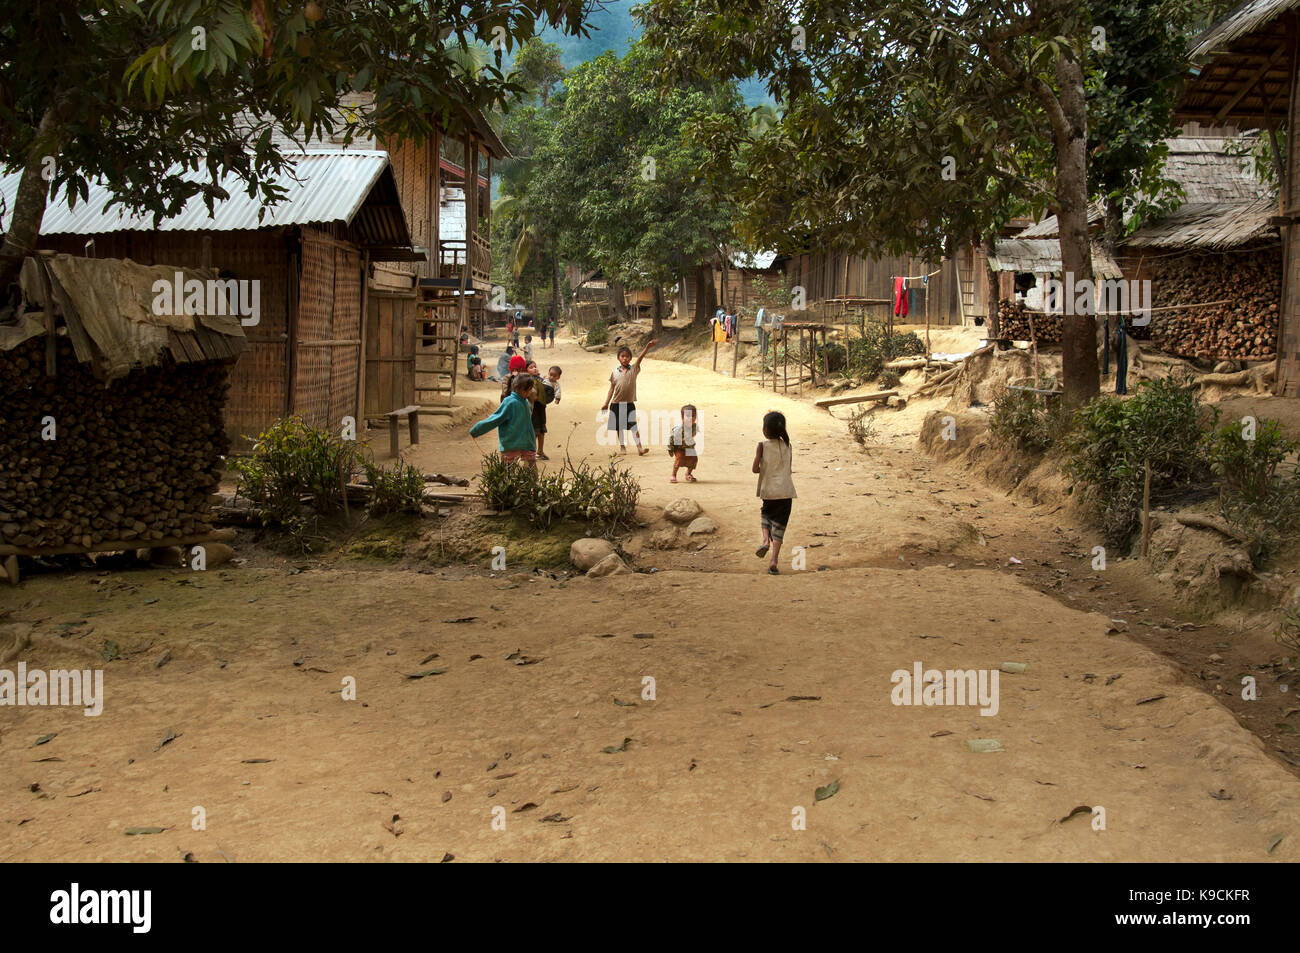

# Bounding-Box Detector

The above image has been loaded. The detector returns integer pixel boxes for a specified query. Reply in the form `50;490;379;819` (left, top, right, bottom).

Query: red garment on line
893;277;909;318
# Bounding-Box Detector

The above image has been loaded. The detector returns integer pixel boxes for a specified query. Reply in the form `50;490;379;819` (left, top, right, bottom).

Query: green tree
640;0;1207;406
525;44;747;335
0;1;590;294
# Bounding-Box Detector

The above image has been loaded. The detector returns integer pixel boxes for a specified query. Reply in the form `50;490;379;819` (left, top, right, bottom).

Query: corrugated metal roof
0;151;392;235
729;249;778;269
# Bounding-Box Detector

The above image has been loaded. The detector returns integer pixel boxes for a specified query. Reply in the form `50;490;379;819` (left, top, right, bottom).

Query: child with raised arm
600;338;657;455
471;374;538;466
752;411;796;575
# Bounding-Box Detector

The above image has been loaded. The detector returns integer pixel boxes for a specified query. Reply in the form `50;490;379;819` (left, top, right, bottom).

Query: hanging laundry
894;276;909;318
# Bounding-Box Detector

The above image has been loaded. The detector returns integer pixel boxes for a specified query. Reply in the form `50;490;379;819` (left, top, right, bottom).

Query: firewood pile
1147;251;1279;361
998;299;1061;344
1;335;229;551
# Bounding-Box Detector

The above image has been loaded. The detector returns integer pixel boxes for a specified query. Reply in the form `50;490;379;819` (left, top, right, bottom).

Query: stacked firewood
998;299;1062;344
1148;251;1280;361
0;336;229;550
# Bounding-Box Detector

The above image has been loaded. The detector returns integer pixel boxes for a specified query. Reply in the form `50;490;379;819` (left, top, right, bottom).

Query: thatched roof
1178;0;1299;126
1015;137;1276;250
1126;196;1277;248
0;254;248;381
989;239;1124;279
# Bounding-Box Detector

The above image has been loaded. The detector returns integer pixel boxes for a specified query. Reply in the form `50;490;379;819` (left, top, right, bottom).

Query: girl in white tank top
752;412;796;574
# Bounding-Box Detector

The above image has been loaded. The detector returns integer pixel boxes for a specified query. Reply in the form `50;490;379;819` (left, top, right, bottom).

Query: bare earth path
2;332;1297;861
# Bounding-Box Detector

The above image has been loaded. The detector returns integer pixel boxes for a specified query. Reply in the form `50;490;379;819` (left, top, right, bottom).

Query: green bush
586;319;609;346
989;382;1071;455
230;416;359;525
1061;376;1209;546
478;452;641;536
821;325;925;380
1205;415;1298;504
878;368;902;390
362;459;428;516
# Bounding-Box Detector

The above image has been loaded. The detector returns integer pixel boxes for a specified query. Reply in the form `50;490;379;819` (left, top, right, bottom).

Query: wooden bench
375;405;420;458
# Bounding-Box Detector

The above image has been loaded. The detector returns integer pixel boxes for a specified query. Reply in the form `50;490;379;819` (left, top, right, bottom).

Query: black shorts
607;402;637;431
532;402;547;435
760;498;793;539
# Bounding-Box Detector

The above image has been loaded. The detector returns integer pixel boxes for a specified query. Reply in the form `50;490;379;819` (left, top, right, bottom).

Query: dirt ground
3;320;1299;861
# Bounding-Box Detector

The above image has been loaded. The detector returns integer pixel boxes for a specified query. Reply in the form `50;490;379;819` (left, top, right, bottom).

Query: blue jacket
470;392;535;452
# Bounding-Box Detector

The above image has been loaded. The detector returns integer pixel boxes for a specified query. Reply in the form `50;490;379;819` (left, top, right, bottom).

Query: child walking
752;411;796;575
471;374;538;466
666;404;700;484
601;338;657;455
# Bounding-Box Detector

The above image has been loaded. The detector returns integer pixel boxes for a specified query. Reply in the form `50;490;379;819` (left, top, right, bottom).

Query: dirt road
2;330;1298;861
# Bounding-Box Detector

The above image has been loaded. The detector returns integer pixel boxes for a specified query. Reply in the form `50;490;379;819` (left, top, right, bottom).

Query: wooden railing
439;234;492;288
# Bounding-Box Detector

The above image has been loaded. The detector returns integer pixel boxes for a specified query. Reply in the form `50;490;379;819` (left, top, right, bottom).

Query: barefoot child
601;339;657;455
667;404;700;483
752;411;796;574
471;374;537;466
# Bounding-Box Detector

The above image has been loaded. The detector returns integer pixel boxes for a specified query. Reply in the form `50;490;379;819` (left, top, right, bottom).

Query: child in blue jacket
470;374;537;465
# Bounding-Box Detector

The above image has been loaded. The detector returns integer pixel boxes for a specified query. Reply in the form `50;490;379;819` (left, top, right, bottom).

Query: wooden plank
813;390;898;409
0;530;236;558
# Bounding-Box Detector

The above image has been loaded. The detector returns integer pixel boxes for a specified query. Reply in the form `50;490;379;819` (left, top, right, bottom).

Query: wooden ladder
956;247;979;326
415;288;460;408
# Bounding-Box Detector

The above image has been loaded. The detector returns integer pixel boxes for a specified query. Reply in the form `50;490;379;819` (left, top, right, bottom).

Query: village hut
1176;0;1300;391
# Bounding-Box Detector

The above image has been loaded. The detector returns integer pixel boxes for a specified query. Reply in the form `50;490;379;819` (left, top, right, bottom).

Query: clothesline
891;266;944;281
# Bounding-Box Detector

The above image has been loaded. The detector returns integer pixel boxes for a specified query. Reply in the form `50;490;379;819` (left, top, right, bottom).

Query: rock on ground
686;517;719;536
587;552;631;577
648;528;681;550
664;499;703;524
571;538;616;571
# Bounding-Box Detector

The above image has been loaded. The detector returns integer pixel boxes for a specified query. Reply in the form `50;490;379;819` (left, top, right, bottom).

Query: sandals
637;447;650;456
768;566;780;575
685;474;697;482
755;544;770;558
669;476;678;483
537;452;550;460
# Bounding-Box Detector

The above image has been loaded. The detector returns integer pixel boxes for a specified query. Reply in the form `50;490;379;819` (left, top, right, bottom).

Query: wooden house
1177;0;1300;392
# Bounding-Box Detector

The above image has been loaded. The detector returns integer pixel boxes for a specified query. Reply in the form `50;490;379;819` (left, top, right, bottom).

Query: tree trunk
550;245;562;327
1054;49;1100;408
611;280;629;321
982;234;1000;339
0;106;59;298
693;262;716;327
652;284;664;338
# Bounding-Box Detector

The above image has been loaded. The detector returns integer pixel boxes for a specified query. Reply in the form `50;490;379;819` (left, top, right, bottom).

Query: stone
570;538;616;571
663;498;703;524
648;528;681;550
203;542;236;567
686;516;719;536
887;395;908;410
587;553;631;578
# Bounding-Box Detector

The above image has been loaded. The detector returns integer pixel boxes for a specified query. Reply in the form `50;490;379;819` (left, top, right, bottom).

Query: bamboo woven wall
296;227;362;432
36;229;292;445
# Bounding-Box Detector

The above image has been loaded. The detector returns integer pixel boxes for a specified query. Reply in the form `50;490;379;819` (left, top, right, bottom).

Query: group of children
469;334;796;575
468;355;563;463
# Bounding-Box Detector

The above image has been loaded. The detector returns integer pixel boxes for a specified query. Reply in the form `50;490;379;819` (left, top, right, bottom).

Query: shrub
989;382;1071;455
586;319;609;346
362;459;428;516
847;410;877;445
478;452;641;536
1205;415;1298;504
1061;375;1209;546
878;368;902;390
230;416;359;525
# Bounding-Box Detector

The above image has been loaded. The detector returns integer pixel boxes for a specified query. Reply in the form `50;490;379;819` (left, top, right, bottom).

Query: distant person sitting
466;345;484;381
493;346;515;381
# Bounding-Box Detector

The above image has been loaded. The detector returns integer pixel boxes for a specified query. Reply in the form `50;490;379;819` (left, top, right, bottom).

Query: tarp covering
2;254;247;380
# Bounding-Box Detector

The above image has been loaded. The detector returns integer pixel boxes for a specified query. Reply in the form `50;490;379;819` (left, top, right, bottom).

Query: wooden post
713;335;718;371
37;256;57;377
1140;458;1152;558
357;249;370;419
732;326;740;377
